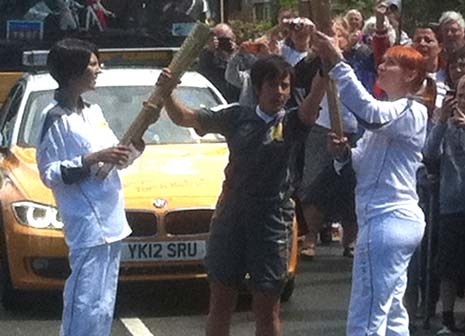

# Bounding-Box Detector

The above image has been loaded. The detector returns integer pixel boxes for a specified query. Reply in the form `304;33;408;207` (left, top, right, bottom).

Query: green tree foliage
332;0;373;18
402;0;465;32
279;0;299;10
229;20;273;43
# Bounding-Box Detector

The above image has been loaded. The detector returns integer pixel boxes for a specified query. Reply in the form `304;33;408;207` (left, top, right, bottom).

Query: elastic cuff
61;160;91;185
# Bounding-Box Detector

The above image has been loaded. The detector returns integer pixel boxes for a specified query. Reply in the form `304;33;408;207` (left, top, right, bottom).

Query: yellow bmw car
0;65;298;308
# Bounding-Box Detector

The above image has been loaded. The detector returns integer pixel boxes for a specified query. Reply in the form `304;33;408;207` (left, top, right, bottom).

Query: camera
283;18;303;31
217;36;234;52
291;22;303;31
283;17;314;32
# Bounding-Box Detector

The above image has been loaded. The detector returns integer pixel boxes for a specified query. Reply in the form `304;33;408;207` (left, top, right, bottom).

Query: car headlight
11;201;64;230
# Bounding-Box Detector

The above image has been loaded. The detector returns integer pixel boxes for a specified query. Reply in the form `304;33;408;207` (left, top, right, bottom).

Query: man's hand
374;1;389;15
374;1;388;30
327;132;350;161
452;107;465;128
438;94;456;123
156;68;180;99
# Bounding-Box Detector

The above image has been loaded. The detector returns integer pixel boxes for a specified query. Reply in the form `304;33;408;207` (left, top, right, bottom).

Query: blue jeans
347;212;425;336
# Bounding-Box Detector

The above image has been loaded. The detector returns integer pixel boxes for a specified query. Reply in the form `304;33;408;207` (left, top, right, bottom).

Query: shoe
457;286;465;299
436;325;452;335
343;247;354;258
300;246;315;261
436;324;461;335
456;320;465;332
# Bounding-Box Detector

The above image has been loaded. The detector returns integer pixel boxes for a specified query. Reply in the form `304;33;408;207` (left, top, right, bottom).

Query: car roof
24;68;215;92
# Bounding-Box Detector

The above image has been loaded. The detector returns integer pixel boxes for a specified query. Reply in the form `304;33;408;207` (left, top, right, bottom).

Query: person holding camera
281;17;314;66
265;7;296;54
290;20;366;261
225;37;273;107
198;23;240;102
424;64;465;336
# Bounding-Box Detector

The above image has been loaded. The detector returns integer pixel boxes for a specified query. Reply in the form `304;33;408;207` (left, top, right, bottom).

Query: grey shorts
205;194;294;293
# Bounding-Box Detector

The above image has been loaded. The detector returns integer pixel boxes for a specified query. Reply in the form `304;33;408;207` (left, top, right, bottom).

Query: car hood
7;144;228;208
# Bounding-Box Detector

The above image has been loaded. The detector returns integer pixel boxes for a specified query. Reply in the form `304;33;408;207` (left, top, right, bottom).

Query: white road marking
120;317;154;336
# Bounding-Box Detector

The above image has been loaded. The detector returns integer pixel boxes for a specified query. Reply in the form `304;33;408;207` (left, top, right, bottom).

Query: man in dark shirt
288;52;359;260
156;55;317;336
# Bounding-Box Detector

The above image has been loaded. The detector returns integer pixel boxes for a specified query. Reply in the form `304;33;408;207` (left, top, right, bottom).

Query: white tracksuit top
330;62;427;223
37;97;132;250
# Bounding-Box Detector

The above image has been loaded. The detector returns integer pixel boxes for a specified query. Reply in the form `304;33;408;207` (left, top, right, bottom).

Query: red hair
384;45;427;92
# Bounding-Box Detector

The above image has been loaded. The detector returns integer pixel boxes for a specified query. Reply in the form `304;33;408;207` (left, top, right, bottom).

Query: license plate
121;241;206;262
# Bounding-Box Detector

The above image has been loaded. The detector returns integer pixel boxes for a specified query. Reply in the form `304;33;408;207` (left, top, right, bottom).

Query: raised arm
157;68;201;129
330;62;411;125
297;72;327;125
313;31;423;137
373;1;391;66
423;95;456;159
225;47;255;89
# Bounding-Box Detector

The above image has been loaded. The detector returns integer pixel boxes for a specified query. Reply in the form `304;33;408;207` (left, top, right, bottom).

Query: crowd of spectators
195;2;465;335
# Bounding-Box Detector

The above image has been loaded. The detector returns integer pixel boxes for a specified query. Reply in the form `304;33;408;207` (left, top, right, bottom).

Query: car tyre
280;277;295;302
0;271;20;311
0;230;20;311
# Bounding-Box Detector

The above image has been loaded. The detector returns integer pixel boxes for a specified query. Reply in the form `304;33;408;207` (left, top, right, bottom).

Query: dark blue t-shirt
196;104;309;205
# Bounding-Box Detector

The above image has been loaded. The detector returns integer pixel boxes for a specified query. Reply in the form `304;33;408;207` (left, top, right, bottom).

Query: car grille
126;211;157;237
30;257;70;279
164;209;213;235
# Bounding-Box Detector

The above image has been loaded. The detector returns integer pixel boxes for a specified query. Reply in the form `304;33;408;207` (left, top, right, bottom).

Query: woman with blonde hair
344;9;364;33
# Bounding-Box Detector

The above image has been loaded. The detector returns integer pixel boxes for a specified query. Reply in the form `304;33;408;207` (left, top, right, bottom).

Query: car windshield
19;85;224;147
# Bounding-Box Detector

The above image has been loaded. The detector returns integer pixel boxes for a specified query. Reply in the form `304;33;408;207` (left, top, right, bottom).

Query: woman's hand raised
312;31;343;70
